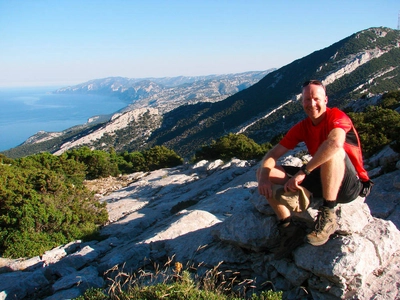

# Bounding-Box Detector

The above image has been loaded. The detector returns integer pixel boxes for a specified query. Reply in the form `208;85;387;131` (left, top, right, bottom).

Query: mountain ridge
3;26;400;159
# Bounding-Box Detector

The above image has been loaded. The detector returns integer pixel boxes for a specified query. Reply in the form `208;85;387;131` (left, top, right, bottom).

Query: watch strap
301;164;311;176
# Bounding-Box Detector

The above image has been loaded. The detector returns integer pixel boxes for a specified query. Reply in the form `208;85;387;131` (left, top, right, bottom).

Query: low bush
0;152;108;258
194;133;272;162
348;106;400;157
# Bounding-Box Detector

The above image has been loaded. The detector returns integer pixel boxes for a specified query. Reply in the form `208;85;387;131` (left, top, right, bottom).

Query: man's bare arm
304;127;346;173
257;144;289;198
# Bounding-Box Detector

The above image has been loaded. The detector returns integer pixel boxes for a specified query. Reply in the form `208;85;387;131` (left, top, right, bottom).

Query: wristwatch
301;164;311;176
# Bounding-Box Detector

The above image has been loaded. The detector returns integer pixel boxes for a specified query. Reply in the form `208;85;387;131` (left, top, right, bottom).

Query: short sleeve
330;108;352;133
279;121;304;150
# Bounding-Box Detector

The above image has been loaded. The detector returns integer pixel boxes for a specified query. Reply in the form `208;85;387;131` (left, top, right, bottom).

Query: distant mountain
3;27;400;159
54;71;273;114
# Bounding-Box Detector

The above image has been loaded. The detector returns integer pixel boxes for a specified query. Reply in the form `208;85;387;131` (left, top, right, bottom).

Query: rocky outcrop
322;48;387;87
1;147;400;299
53;108;161;155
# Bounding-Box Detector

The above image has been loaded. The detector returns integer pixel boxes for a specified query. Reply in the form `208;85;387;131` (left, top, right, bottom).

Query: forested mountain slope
145;27;400;156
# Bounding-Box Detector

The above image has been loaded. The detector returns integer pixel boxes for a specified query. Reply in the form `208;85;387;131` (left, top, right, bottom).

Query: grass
75;257;282;300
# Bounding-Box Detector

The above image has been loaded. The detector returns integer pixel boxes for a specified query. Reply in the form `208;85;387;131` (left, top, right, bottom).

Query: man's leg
306;149;345;246
260;165;292;221
258;166;306;259
321;148;346;202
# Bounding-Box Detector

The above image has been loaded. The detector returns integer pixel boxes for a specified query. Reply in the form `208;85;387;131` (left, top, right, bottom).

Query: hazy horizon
1;0;399;87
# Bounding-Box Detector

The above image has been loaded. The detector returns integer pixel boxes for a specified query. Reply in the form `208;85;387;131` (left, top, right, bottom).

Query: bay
0;86;128;152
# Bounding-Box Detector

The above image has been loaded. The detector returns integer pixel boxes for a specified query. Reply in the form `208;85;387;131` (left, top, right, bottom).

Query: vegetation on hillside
0;145;183;258
346;90;400;158
348;107;400;158
1;122;106;159
193;133;272;162
89;110;162;153
0;152;108;258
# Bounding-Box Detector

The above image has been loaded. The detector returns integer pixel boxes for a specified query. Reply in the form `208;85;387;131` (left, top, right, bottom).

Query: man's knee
321;149;346;172
330;148;346;163
334;148;346;161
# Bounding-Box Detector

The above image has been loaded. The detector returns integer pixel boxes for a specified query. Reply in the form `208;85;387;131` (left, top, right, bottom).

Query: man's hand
284;172;306;193
257;168;273;199
258;179;273;199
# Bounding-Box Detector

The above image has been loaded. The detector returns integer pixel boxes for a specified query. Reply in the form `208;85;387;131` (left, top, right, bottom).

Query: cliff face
1;142;400;299
53;107;161;154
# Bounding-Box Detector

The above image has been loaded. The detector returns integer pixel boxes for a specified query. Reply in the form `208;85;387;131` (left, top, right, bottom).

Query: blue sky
0;0;399;87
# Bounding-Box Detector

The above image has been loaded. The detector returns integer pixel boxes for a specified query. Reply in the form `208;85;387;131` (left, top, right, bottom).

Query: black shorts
282;155;363;203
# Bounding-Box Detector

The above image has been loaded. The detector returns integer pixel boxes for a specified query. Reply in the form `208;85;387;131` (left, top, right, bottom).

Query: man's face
302;84;328;125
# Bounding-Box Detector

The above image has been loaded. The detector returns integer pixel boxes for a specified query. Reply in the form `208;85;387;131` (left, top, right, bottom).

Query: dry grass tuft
76;255;282;300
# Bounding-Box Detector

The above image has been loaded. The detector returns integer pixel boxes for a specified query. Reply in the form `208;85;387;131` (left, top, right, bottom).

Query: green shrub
64;145;184;176
194;133;272;162
142;146;184;171
348;106;400;157
380;90;400;109
0;153;108;258
0;144;186;258
118;151;147;173
65;147;119;180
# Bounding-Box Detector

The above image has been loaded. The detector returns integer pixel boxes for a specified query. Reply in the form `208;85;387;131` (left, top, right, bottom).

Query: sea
0;86;128;152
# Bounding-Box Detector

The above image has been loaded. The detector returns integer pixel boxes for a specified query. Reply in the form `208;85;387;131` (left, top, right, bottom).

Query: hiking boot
273;221;306;260
306;206;337;246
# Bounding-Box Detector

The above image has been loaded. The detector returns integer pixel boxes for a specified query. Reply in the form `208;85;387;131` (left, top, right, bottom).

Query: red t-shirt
280;107;369;181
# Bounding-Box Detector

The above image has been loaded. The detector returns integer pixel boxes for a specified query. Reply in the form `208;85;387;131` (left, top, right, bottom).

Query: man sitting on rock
257;80;373;259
